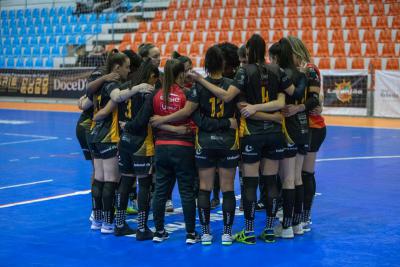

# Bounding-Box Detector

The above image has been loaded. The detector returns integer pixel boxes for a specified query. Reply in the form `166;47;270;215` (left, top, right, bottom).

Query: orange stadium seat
351;58;365;69
183;21;194;31
161;22;171;32
388;3;400;16
386;58;399;70
314;6;326;17
248;8;258;18
316;29;328;42
300;6;312;17
176;11;186;21
202;0;212;8
205;32;217;42
168;32;178;43
328;5;340;17
360;16;373;28
373;3;385;15
362;30;376;43
344;16;357;28
145;33;154;43
396;31;400;42
157;33;166;44
301;30;314;43
347;29;360;42
214;0;223;8
196;20;207;31
231;31;243;43
209;19;219;31
150;21;159;32
236;8;246;18
330;18;342;29
169;0;177;9
192;0;200;9
211;8;221;19
315;17;327;29
260;18;271;30
219;31;229;43
234;19;244;30
369;58;382;70
247;18;257;30
177;43;188;55
287;7;298;17
343;5;355;16
122;33;132;43
358;4;370;16
221;18;231;31
332;30;344;42
301;18;312;29
160;57;167;67
165;11;175;20
375;16;388;29
273;19;284;30
190;42;201;56
180;1;188;9
317;42;330;57
164;43;175;56
271;31;284;42
332;42;346;57
261;8;271;18
378;29;392;43
318;58;331;69
287;19;298;30
334;58;347;69
364;43;378;57
224;8;233;18
392;17;400;28
181;32;191;43
193;31;204;43
226;0;236;8
198;9;208;19
327;0;339;5
172;21;182;32
275;0;285;6
274;7;284;18
381;43;396;57
349;42;362;57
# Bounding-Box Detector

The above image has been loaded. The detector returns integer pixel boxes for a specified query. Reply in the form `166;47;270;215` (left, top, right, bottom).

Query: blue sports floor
0;109;399;267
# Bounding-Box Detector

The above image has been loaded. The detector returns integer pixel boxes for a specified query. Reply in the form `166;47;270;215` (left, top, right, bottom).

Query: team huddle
75;33;326;245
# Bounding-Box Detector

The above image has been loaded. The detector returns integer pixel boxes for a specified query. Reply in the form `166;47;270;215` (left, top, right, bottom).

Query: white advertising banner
374;71;400;118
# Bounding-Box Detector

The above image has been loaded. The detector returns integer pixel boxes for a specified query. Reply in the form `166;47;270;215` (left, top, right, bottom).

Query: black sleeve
87;68;104;83
291;73;307;100
191;109;231;132
232;67;247;92
305;91;320;112
278;68;293;92
124;93;154;133
187;83;200;104
104;82;120;97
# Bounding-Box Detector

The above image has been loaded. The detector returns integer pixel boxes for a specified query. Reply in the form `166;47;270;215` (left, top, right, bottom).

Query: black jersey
188;76;239;150
282;68;309;145
90;81;121;143
119;90;155;157
233;63;292;136
77;67;105;131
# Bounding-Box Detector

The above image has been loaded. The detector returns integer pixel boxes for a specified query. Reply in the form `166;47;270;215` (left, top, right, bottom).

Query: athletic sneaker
234;230;256;245
186;232;200;245
221;234;234;246
201;233;213;245
165;200;174;212
259;228;275;243
276;207;283;221
302;221;311;232
255;200;265;211
210;198;220;209
101;222;114;234
274;224;294;239
153;230;169;243
89;211;94;222
126;199;138;215
292;224;304;235
136;227;154;241
90;220;102;230
114;222;136;236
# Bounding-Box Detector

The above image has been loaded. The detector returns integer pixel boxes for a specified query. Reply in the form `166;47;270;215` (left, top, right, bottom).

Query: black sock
138;176;152;231
115;176;135;228
239;171;244;204
259;175;265;202
213;172;220;200
222;191;235;235
91;179;104;221
243;177;258;232
302;171;315;222
262;175;279;229
198;189;211;235
293;185;304;226
282;189;295;229
102;181;117;224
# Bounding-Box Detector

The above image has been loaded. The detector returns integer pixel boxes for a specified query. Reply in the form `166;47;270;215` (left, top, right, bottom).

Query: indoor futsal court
1;0;400;266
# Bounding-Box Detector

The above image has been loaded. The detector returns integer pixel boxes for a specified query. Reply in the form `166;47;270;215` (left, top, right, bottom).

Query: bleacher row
109;0;399;70
0;6;118;68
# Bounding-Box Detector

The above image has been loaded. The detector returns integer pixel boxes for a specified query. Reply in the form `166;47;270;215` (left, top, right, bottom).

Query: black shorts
284;143;309;158
119;148;153;175
240;133;286;163
76;124;92;160
195;148;239;169
90;143;118;159
309;127;327;152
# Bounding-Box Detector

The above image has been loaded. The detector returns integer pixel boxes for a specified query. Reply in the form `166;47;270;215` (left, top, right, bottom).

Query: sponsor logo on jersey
244;145;253;152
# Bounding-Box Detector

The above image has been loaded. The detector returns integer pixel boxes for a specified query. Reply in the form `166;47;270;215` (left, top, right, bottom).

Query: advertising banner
374;71;400;118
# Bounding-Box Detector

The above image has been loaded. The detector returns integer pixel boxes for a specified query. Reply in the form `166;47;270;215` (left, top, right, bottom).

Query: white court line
317;155;400;162
0;120;33;125
0;190;91;209
0;179;53;190
328;124;400;130
0;133;58;146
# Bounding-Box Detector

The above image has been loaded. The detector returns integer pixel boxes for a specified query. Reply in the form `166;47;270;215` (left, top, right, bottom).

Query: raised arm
86;72;120;95
109;83;154;103
150;101;198;127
